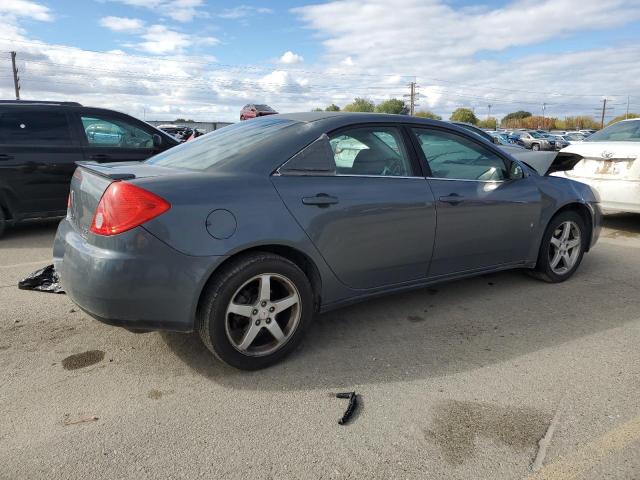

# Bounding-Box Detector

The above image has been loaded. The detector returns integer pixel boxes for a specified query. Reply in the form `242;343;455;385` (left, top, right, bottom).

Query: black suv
0;101;178;237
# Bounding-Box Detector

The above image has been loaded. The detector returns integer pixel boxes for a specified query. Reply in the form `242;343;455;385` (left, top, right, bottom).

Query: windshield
586;120;640;142
530;132;545;139
145;117;294;171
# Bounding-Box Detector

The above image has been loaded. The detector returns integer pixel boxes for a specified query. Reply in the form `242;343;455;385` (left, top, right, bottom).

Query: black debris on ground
336;392;358;425
18;264;65;294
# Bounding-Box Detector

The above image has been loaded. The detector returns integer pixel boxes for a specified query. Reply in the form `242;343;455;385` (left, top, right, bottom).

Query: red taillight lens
90;182;170;236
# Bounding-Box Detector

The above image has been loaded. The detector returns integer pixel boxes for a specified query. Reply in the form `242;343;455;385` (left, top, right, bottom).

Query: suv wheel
530;210;586;283
532;143;540;151
0;207;6;238
197;252;314;370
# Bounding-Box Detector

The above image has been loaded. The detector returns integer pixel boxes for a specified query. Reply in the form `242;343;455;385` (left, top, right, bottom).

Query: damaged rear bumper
53;218;224;332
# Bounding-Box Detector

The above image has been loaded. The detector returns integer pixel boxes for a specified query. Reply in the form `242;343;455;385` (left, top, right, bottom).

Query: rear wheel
197;252;314;370
530;211;586;283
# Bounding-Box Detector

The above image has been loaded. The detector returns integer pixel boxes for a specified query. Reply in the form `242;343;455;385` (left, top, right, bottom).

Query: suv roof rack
0;100;82;106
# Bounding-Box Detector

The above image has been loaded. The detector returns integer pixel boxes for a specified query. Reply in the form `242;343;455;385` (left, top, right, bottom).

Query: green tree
502;111;532;122
375;98;408;114
449;108;478;124
607;113;640;126
311;107;323;112
477;117;498;129
343;97;375;113
414;110;442;120
325;104;340;112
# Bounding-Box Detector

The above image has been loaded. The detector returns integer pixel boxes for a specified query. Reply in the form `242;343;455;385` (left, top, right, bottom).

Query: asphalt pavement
1;215;639;479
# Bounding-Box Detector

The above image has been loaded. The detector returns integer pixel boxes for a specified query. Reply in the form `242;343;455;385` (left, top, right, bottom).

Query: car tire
0;207;6;238
196;252;314;370
532;143;540;151
529;210;586;283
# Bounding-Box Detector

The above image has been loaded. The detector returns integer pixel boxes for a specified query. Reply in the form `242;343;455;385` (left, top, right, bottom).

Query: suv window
81;115;153;149
412;128;508;181
0;110;72;146
328;126;413;176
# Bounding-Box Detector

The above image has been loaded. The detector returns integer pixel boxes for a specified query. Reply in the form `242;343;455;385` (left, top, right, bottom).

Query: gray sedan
54;113;601;369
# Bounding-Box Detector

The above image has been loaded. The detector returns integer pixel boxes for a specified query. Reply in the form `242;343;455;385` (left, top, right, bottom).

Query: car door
409;126;541;278
0;106;83;218
73;109;162;163
272;125;436;290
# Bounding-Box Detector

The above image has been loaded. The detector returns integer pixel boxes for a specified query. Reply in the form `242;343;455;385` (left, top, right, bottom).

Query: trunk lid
68;162;187;236
558;142;639;180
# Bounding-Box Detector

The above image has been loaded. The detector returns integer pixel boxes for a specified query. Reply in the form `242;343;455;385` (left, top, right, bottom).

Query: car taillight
90;181;170;236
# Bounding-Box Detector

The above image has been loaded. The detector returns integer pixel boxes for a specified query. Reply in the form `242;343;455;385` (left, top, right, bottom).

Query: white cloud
106;0;206;22
0;0;52;21
278;51;303;64
100;16;145;33
218;5;273;19
135;24;218;54
3;0;640;123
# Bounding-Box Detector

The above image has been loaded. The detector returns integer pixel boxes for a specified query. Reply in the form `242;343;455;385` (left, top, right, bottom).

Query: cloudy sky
1;0;640;122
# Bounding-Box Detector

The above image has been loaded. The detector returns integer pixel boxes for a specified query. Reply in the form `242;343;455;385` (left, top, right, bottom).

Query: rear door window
0;110;72;145
80;115;153;149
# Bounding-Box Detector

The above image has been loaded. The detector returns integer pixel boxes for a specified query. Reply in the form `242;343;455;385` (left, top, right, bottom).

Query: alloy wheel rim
549;220;581;275
225;273;301;357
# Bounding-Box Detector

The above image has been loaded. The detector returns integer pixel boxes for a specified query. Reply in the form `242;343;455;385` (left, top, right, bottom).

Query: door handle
88;154;111;162
0;154;14;161
302;194;339;207
439;194;464;205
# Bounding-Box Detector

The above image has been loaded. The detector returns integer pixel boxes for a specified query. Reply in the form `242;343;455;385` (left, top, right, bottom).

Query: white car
552;119;640;213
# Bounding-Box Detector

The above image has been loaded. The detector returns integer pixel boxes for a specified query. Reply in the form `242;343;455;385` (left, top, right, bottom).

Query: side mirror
153;134;163;148
509;162;524;179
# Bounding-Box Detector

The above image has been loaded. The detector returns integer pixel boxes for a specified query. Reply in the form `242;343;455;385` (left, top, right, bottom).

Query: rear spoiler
509;151;583;176
75;161;138;180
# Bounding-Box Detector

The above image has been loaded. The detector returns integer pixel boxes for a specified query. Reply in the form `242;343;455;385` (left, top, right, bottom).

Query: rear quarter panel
138;173;348;305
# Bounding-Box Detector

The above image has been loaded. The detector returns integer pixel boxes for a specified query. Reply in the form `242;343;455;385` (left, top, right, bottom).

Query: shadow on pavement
162;245;638;391
602;213;640;237
0;218;61;248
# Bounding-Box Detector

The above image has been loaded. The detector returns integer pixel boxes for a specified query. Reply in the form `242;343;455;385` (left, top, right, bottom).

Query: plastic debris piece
336;392;358;425
63;415;99;426
18;264;65;294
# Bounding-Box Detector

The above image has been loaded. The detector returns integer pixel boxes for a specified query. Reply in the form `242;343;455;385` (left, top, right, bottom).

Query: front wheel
532;143;540;151
530;211;586;283
197;252;314;370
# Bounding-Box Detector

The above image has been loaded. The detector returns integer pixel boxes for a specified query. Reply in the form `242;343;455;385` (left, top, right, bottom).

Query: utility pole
487;104;494;130
11;51;20;100
404;81;418;116
626;96;630;120
542;103;546;130
600;98;607;129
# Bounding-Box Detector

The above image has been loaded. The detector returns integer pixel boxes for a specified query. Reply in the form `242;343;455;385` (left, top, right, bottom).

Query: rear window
145;117;294;171
586;120;640;142
0;110;72;146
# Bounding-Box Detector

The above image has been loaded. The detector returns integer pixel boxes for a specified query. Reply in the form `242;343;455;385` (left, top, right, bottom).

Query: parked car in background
547;134;570;150
514;131;556;151
579;129;597;136
562;132;587;144
240;104;278;121
553;118;640;213
54;112;600;369
0;100;178;237
488;131;513;146
157;124;193;142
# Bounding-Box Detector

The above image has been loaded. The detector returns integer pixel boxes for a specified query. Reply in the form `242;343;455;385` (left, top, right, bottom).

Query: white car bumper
553;173;640;213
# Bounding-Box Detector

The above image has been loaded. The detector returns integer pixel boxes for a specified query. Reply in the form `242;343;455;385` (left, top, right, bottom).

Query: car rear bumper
557;175;640;214
53;218;224;332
